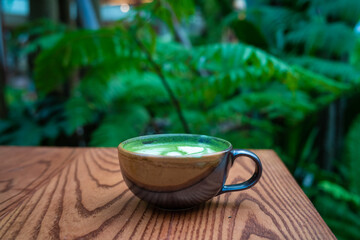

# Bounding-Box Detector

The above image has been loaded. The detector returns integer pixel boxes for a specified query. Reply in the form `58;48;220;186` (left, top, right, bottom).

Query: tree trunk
322;99;345;170
0;3;8;119
91;0;101;24
30;0;59;21
76;0;100;29
58;0;71;25
323;103;336;170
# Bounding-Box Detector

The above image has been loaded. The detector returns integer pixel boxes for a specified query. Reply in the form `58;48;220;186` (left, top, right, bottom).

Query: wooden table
0;147;335;239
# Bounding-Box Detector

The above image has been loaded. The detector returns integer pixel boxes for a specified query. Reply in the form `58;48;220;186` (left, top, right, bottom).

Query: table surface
0;147;335;239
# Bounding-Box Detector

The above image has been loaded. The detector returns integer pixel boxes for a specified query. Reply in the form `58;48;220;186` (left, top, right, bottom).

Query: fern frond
209;83;316;124
78;71;168;109
287;56;360;83
0;100;64;145
34;28;142;93
167;109;208;133
12;19;67;38
248;5;303;33
20;33;65;56
156;41;191;76
316;190;360;239
319;181;360;207
120;72;168;105
90;105;150;147
189;43;349;106
65;97;97;134
244;5;304;48
247;0;359;58
311;0;360;24
10;20;67;59
293;66;351;94
74;61;145;109
2;120;43;145
285;21;356;57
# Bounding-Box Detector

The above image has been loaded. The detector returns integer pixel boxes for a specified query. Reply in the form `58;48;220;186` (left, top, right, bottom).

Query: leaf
19;33;64;56
3;121;43;146
65;97;96;135
351;38;360;70
218;128;274;149
208;95;249;121
90;105;150;147
318;181;360;207
315;193;360;240
288;56;360;84
0;120;12;133
12;19;67;38
325;218;360;240
285;21;356;57
34;28;141;93
167;109;208;133
345;114;360;194
293;66;351;94
42;120;63;139
316;0;360;24
120;72;167;105
245;5;303;47
299;128;319;165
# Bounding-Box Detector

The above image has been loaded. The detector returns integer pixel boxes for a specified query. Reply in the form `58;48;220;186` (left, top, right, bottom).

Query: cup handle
218;149;262;194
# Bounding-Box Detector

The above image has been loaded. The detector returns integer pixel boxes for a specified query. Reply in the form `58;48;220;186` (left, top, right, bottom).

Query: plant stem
162;0;192;49
134;36;190;133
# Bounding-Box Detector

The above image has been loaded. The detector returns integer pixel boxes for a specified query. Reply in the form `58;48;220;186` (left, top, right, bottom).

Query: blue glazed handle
219;149;262;194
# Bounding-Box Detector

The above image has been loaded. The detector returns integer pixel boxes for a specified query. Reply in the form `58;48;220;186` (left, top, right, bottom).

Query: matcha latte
122;134;230;157
118;134;263;209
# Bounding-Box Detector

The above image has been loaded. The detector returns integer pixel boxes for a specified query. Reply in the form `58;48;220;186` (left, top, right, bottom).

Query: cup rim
118;133;233;158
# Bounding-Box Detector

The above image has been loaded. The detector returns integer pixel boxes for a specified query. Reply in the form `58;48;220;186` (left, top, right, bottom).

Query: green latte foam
126;142;224;156
123;134;232;156
124;138;228;156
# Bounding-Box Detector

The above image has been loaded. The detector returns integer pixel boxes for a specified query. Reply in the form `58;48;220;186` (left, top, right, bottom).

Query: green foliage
319;181;360;207
34;28;141;93
0;93;67;145
351;38;360;70
0;118;42;145
90;105;150;147
29;21;354;148
314;0;360;24
315;194;360;240
345;114;360;194
233;0;360;88
65;97;97;134
9;19;67;57
287;56;360;83
6;0;359;152
285;22;356;56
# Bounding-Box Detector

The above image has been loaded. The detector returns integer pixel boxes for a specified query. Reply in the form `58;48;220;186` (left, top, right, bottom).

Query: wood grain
0;147;335;239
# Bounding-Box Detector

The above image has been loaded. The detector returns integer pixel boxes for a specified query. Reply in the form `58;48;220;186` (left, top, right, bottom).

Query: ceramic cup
118;134;262;209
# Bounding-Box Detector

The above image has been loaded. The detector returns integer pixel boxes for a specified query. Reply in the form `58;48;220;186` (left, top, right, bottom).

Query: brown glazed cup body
118;134;262;209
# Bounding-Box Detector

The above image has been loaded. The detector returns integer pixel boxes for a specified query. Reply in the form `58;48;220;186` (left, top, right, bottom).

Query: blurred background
1;0;360;238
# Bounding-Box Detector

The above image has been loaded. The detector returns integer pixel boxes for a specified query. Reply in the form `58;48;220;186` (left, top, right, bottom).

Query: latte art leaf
126;142;222;156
